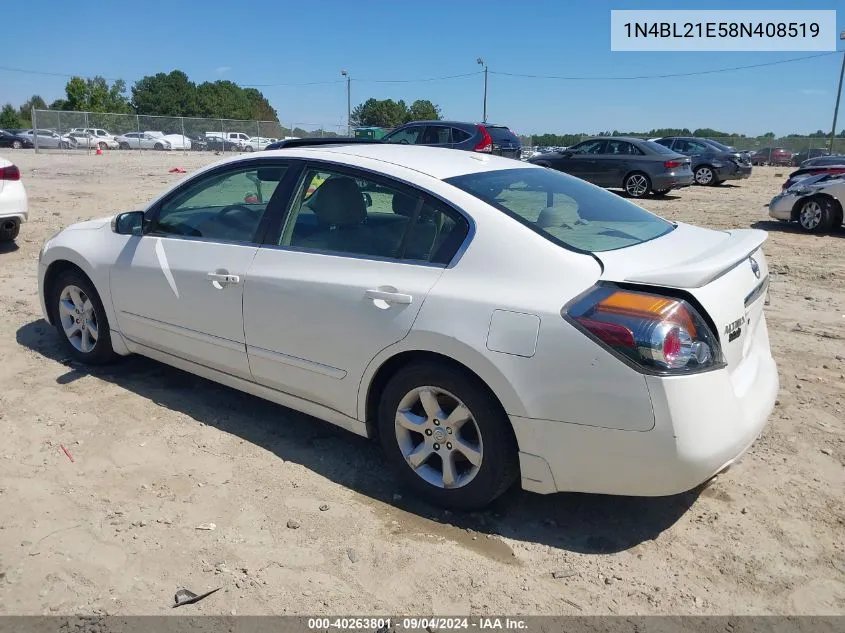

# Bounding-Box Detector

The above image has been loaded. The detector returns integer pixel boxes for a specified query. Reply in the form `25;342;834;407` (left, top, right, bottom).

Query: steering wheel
219;204;253;217
398;139;410;145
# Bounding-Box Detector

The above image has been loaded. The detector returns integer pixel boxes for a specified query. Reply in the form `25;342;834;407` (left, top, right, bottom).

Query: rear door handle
365;289;413;305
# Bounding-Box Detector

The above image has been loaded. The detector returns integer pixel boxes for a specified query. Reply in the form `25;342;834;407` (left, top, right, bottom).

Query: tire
245;145;254;152
154;143;164;150
50;269;117;365
694;165;716;186
623;172;651;198
12;140;22;149
653;188;671;197
377;362;518;510
796;196;835;234
0;218;20;242
98;142;107;150
119;142;130;150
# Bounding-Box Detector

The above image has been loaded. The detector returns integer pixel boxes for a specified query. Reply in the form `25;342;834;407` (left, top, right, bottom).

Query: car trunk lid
595;223;770;372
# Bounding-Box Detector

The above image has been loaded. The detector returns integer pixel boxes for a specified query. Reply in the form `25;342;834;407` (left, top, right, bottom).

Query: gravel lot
0;151;843;616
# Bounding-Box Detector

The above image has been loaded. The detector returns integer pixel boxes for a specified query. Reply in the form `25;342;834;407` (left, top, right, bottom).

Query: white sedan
115;132;172;150
0;157;27;241
768;174;845;234
37;143;778;509
67;131;119;150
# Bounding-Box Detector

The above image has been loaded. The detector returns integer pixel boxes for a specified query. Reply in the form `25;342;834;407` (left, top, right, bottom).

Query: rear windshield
445;167;674;252
705;139;735;152
486;126;520;143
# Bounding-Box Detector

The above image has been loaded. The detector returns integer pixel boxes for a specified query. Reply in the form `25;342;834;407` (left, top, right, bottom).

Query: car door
38;130;58;149
559;139;607;183
109;159;293;379
419;125;453;148
242;162;470;418
601;140;643;187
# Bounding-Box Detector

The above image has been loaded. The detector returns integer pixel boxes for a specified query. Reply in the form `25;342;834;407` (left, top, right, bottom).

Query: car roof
259;144;538;180
581;136;646;143
396;120;510;128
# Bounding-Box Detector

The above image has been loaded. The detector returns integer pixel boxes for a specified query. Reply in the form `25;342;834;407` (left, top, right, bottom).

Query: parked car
146;133;192;150
115;132;172;150
0;129;34;149
750;147;794;166
67;131;119;150
799;154;845;168
791;148;829;166
652;137;752;186
781;164;845;190
205;136;241;152
244;137;278;152
382;121;522;160
189;136;209;151
768;173;844;234
528;136;693;198
18;129;76;149
0;157;27;241
36;141;778;508
69;128;117;142
206;131;251;149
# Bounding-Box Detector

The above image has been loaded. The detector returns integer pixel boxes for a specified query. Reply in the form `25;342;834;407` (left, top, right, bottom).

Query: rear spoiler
624;229;768;288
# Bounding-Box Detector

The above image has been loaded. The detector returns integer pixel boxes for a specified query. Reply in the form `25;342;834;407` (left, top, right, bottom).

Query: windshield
445;167;674;252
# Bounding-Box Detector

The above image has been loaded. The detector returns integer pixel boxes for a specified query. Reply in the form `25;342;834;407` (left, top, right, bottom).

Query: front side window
279;167;468;264
570;140;607;155
383;126;424;145
445;167;674;253
151;164;288;243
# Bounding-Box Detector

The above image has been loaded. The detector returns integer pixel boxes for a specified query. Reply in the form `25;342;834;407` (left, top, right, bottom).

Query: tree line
530;127;845;147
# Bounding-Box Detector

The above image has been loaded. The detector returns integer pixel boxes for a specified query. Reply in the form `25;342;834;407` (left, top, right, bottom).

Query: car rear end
467;124;522;159
0;159;28;241
643;141;694;190
445;165;777;496
719;151;753;181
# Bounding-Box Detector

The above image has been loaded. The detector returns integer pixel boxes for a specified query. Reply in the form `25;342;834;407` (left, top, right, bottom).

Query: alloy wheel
625;174;649;197
799;200;822;230
394;386;483;489
695;167;714;185
58;284;99;353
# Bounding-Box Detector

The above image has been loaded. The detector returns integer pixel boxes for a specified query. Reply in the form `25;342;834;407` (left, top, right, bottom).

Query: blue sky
1;1;843;136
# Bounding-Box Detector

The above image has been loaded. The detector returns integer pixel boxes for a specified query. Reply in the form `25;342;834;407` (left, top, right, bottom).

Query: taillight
663;160;683;168
473;125;493;153
0;165;21;181
564;284;722;373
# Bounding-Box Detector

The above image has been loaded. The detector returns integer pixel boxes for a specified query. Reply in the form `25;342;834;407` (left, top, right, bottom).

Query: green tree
0;104;23;129
406;99;441;122
350;98;410;128
762;131;775;138
18;95;47;123
61;76;130;112
132;70;198;116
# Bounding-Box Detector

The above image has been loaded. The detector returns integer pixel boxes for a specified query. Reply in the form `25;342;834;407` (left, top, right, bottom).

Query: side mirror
111;210;145;235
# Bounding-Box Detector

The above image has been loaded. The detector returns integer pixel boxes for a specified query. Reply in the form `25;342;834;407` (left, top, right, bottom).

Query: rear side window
451;127;471;143
643;140;679;155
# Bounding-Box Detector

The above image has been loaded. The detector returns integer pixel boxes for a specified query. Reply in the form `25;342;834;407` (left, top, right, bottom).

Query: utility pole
828;31;845;154
341;69;351;136
477;57;488;123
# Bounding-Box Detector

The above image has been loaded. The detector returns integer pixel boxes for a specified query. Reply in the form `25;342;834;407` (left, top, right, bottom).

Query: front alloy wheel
58;285;99;354
52;270;116;364
797;197;833;234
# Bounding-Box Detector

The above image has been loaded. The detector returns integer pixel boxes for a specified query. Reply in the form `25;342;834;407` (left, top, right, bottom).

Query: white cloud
214;66;232;74
800;88;826;95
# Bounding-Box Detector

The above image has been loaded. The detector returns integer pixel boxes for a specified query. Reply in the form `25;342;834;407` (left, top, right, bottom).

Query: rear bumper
0;181;28;222
719;163;752;181
512;314;778;496
652;172;694;190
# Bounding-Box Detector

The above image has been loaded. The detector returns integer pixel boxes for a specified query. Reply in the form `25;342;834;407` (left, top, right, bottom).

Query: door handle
207;272;241;288
365;289;413;305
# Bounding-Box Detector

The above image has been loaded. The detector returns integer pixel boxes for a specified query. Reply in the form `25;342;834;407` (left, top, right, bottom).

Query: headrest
392;193;436;221
536;207;567;229
310;177;366;226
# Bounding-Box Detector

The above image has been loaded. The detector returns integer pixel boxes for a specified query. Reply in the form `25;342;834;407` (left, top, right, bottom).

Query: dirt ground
0;150;843;617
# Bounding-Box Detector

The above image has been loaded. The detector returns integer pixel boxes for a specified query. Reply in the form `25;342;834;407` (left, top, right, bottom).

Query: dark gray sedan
653;137;752;186
527;137;693;198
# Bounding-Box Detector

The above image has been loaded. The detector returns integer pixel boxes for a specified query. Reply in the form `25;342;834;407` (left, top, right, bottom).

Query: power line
356;71;484;84
489;51;841;81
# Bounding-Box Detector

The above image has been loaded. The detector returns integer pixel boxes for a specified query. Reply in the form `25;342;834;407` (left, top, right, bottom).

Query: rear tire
377;362;519;510
623;172;651;198
0;218;20;241
98;141;107;150
119;142;130;150
154;143;164;150
50;269;117;365
797;196;835;234
12;140;22;149
694;165;716;186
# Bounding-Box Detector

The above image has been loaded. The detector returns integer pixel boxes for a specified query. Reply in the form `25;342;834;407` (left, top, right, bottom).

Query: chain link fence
29;110;347;153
